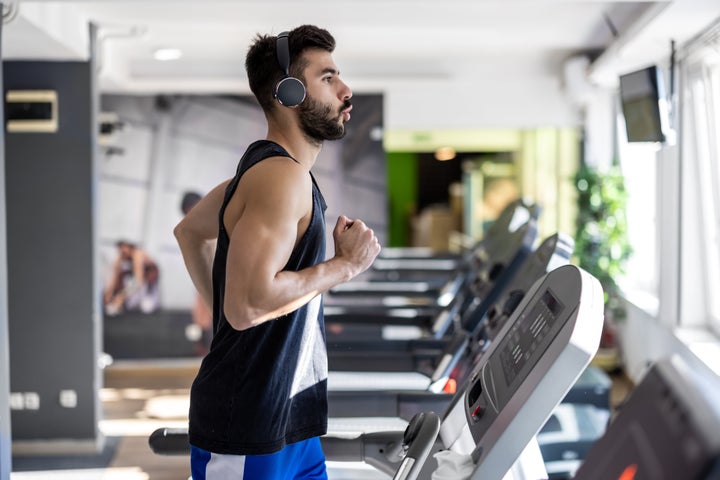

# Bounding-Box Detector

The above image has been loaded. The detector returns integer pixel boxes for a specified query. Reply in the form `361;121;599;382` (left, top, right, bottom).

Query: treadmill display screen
499;290;564;386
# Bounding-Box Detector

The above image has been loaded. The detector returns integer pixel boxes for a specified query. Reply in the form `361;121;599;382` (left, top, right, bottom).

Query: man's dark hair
245;25;336;113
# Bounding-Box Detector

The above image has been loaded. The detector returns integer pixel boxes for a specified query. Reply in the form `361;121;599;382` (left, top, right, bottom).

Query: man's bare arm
174;180;230;309
222;160;380;330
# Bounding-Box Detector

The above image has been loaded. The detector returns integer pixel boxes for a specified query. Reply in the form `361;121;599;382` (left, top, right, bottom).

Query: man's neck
266;118;322;170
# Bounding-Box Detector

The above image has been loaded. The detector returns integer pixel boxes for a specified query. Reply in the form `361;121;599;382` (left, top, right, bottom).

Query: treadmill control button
472;404;484;421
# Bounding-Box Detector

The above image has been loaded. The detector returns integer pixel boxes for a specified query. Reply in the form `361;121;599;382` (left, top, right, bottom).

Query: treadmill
324;216;538;343
573;355;720;480
376;354;720;480
149;264;605;480
320;263;606;479
326;232;575;393
323;198;541;323
325;238;610;478
325;235;612;477
369;198;542;276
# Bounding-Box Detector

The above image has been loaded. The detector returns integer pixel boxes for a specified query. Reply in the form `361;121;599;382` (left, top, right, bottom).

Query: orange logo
618;464;638;480
443;379;457;394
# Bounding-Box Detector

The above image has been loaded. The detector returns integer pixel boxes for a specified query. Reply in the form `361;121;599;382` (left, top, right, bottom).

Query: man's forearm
176;230;215;310
223;252;368;331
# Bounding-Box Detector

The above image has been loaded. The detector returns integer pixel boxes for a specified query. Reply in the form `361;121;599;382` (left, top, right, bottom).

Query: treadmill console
471;221;536;297
458;221;538;337
467;287;570;433
498;290;565;389
574;355;720;480
439;264;604;479
469;199;538;276
485;232;574;338
429;232;574;392
484;199;540;239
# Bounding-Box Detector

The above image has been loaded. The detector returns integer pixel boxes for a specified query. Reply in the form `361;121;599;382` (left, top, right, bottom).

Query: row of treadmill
150;199;720;480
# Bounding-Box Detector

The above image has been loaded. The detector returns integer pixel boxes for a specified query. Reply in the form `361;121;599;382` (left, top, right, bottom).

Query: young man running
174;25;381;479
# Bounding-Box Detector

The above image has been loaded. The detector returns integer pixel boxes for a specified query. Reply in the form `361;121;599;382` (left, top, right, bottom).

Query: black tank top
188;140;329;455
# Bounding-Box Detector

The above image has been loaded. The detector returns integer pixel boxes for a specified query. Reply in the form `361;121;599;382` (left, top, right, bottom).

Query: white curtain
679;23;720;333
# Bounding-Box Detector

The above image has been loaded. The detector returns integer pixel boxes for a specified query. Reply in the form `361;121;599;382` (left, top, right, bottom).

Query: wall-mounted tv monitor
619;65;667;143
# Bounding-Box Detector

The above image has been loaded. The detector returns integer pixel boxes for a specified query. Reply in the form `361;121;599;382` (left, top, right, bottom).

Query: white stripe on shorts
206;451;247;479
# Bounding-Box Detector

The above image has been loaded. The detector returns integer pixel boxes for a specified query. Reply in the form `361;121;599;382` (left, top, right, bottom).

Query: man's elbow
224;305;260;331
174;220;199;251
173;220;188;242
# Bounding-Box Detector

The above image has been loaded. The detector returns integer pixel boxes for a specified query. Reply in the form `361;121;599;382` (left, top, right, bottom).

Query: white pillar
141;100;174;256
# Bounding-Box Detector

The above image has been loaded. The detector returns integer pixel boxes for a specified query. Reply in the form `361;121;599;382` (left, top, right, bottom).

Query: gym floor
10;359;634;480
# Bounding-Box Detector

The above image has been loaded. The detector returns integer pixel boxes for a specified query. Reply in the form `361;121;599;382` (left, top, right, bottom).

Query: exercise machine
325;233;577;398
574;355;720;480
370;199;541;275
322;200;541;338
320;263;605;479
324;218;538;344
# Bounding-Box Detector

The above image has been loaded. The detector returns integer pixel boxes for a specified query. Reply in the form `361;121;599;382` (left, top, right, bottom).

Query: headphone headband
276;31;291;76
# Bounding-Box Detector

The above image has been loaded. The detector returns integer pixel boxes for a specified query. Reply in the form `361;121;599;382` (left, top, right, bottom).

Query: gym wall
98;93;386;358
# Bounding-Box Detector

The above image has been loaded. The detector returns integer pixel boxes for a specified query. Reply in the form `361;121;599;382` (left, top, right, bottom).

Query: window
617;112;661;307
682;54;720;334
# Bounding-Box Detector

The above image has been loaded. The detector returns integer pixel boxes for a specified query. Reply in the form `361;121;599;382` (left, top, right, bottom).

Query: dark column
4;50;101;452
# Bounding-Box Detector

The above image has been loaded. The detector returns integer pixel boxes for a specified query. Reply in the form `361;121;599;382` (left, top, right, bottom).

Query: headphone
273;31;306;107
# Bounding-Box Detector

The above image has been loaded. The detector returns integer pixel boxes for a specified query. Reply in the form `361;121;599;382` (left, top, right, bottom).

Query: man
103;240;160;315
174;25;381;479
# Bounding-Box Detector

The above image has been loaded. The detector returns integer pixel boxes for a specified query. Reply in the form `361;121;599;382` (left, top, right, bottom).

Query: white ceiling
2;0;720;129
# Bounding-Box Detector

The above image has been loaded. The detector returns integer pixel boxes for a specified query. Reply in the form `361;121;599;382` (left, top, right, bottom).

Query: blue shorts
190;437;328;480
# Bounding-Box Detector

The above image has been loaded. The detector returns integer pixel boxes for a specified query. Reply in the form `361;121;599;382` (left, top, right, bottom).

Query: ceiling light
153;48;183;61
434;147;456;161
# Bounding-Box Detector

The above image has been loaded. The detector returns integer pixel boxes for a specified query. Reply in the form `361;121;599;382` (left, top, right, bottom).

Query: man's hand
332;215;381;279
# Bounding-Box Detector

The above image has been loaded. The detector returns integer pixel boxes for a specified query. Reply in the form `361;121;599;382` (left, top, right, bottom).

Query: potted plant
574;162;632;371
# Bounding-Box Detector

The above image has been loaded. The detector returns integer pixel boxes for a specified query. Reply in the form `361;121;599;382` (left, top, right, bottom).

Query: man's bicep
221;161;311;319
225;163;309;277
225;201;300;287
221;204;299;326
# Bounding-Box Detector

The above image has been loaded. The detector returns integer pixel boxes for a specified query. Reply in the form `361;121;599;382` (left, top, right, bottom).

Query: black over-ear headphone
273;31;306;107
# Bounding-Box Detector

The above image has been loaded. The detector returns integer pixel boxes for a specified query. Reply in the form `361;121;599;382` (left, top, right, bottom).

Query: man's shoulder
244;155;306;181
237;156;311;204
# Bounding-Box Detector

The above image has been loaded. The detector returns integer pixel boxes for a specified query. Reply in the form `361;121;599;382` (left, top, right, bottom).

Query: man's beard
298;96;351;145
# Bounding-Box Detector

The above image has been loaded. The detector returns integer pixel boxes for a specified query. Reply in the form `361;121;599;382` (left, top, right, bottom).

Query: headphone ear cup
275;76;306;107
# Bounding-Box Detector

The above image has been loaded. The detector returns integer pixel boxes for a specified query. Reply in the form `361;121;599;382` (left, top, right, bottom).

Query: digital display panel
499;290;564;386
